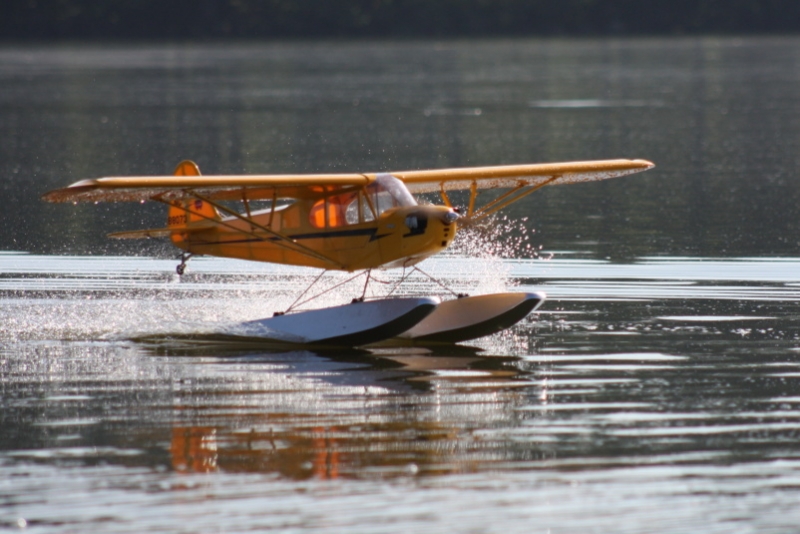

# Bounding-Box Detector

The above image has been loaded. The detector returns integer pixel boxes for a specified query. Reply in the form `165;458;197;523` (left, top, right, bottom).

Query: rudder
168;160;221;247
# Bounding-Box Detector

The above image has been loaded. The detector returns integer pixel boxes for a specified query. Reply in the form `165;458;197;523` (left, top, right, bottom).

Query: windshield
367;174;417;216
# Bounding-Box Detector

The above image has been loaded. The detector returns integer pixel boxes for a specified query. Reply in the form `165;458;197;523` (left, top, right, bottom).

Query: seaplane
43;158;654;347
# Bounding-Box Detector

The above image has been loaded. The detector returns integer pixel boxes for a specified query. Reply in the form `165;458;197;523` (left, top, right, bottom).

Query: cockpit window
309;175;416;228
345;194;372;224
309;192;357;228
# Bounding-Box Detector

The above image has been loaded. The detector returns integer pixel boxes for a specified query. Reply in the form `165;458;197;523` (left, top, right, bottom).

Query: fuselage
169;174;459;271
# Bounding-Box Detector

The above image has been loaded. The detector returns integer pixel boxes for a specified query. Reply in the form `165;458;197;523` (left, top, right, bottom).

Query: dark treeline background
4;0;800;41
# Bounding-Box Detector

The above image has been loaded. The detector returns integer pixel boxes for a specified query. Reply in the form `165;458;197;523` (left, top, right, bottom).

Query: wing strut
467;182;478;217
189;192;346;269
439;184;453;208
154;191;346;270
466;175;561;223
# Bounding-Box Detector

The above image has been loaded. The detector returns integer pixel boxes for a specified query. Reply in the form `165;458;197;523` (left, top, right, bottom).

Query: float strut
353;269;371;303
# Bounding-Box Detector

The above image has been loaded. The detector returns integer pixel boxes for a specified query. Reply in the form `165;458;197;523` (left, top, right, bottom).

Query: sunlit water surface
3;253;800;533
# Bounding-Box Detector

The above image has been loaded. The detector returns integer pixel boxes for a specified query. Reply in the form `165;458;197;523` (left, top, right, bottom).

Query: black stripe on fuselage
187;227;387;247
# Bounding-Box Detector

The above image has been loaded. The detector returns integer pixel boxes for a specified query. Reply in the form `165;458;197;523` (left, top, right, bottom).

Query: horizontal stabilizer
108;222;217;239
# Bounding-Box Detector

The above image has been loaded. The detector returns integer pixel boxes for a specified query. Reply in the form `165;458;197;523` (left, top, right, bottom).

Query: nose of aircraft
404;206;459;230
442;210;459;224
389;205;459;268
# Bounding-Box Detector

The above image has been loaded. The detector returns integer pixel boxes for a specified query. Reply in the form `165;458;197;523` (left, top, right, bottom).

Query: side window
309;192;359;228
307;178;415;228
345;195;360;224
345;192;375;224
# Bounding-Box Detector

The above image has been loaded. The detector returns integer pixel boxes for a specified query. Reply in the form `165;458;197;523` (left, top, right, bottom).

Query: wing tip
631;158;655;170
42;179;101;203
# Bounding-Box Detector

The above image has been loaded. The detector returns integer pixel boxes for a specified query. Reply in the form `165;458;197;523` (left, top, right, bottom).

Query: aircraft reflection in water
171;427;218;474
170;425;344;479
43;159;653;347
154;346;531;478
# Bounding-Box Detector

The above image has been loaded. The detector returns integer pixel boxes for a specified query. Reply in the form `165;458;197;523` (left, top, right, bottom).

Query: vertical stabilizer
168;160;221;247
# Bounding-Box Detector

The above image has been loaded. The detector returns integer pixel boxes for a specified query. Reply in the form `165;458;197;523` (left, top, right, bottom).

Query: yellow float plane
42;158;654;346
43;159;653;273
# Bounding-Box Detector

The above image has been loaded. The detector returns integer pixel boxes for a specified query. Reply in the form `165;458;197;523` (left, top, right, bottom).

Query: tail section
168;160;221;247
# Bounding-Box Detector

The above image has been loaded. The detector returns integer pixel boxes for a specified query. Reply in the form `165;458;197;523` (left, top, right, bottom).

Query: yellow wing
42;159;653;206
386;159;654;194
384;158;654;221
42;174;373;204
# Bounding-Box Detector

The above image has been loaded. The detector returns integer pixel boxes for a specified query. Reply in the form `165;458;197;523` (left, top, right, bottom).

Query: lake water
3;38;800;532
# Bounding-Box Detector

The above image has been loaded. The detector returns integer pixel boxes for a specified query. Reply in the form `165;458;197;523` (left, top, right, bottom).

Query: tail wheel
176;253;192;275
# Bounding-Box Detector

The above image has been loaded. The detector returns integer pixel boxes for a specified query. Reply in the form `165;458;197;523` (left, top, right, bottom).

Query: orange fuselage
170;200;457;271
